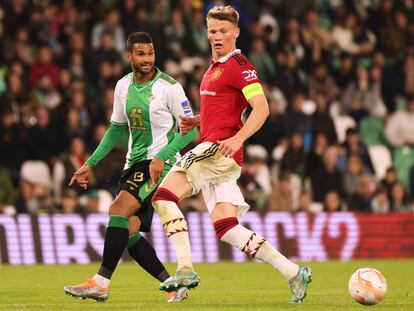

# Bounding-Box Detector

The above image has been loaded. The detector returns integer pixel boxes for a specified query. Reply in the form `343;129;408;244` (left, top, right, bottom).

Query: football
348;267;387;305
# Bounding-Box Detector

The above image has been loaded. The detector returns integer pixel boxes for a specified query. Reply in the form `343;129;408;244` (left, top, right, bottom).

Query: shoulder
115;73;133;91
157;72;178;86
229;53;254;69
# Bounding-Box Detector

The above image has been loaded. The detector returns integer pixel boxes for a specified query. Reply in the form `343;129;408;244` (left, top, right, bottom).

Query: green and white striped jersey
111;68;194;169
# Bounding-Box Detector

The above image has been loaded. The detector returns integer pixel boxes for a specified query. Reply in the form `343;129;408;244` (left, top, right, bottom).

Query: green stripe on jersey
126;80;154;166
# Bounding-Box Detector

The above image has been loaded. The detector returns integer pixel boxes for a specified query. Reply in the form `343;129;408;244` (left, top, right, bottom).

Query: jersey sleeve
231;60;265;101
166;83;194;121
110;80;128;124
155;83;197;162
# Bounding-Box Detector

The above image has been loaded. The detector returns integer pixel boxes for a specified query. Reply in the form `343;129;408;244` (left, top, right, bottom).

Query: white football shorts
171;142;249;216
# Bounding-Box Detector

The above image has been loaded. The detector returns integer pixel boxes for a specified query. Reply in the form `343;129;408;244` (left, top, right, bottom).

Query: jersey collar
212;49;241;64
132;67;161;86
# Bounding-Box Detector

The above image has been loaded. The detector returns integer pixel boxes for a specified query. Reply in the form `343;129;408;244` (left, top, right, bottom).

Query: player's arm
218;82;269;157
179;114;200;134
70;121;127;189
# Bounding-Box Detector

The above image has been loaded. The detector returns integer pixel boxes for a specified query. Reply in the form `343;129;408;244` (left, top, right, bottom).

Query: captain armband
242;82;264;101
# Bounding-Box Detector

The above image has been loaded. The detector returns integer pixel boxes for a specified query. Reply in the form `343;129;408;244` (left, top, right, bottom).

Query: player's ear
124;51;131;62
234;27;240;39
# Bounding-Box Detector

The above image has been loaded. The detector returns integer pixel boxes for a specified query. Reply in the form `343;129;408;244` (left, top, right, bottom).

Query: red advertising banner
0;212;413;265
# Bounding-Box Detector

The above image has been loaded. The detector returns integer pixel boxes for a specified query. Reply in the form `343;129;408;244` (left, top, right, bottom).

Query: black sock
98;215;129;279
128;232;170;282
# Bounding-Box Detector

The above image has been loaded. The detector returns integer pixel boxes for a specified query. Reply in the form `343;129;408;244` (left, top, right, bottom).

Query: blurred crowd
1;0;414;216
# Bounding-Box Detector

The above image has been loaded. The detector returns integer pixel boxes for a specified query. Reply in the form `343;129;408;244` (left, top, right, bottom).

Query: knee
108;201;128;217
152;187;179;214
213;217;238;240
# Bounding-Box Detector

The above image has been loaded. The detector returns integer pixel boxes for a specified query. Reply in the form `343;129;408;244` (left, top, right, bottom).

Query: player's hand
217;135;244;158
69;164;91;190
179;115;196;135
149;157;164;185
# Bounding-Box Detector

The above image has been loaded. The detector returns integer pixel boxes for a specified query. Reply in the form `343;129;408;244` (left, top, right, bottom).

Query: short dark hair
126;32;153;52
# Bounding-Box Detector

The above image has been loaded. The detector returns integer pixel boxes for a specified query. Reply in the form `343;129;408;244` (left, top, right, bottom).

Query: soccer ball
348;267;387;305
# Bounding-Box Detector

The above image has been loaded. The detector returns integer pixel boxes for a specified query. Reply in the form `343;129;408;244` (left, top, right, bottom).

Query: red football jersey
199;49;261;166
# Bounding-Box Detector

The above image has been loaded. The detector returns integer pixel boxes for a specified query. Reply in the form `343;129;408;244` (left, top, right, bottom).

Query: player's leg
64;190;140;301
151;170;199;291
207;183;312;304
127;216;188;302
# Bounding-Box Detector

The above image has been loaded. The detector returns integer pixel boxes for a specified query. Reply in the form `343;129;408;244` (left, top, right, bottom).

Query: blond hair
206;5;239;26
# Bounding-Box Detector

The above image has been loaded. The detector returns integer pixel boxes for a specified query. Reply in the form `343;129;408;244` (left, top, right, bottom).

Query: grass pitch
0;260;413;310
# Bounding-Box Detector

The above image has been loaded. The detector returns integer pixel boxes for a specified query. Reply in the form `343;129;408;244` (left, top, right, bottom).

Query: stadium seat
333;115;356;143
393;147;414;189
359;117;387;146
368;145;392;180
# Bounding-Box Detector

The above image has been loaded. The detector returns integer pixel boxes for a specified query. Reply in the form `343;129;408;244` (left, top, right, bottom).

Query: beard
132;63;153;75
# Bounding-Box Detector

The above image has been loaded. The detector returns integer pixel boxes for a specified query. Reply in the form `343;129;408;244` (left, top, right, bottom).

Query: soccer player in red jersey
152;6;312;303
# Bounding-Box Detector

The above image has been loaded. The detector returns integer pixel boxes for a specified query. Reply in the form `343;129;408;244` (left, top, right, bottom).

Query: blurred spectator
311;146;344;202
308;62;339;104
0;165;15;210
301;9;333;50
282;92;312;141
266;171;294;212
280;132;307;179
371;187;391;214
88;30;123;83
248;98;285;156
307;132;329;177
311;92;338;145
239;145;272;210
53;136;96;201
189;10;210;56
390;181;413;212
343;154;368;199
341;128;374;173
323;191;343;212
26;107;64;162
15;160;54;214
275;51;307;101
297;191;313;212
0;109;27;179
380;166;398;200
164;8;188;61
28;45;61;89
91;8;125;53
347;175;375;212
4;28;35;65
332;12;376;56
333;52;355;90
384;96;414;147
59;189;83;214
248;37;276;83
341;65;386;123
3;0;32;38
32;74;62;110
0;73;29;122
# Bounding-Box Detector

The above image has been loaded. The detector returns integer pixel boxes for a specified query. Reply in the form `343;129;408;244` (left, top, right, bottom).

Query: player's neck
133;68;156;83
212;47;237;62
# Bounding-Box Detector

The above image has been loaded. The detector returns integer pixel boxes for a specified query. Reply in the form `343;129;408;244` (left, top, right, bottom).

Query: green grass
0;260;413;310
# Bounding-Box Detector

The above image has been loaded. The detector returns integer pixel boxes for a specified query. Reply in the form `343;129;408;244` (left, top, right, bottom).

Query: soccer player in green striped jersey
63;32;197;302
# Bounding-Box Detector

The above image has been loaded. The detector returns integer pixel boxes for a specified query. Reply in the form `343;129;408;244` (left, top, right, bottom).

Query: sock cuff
127;231;142;249
108;215;129;229
213;217;238;239
152;187;179;204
